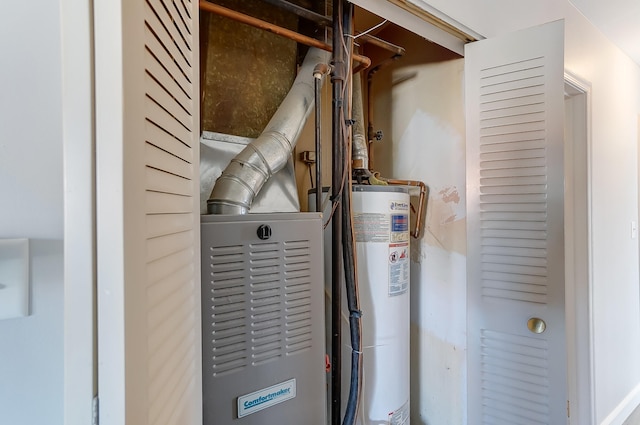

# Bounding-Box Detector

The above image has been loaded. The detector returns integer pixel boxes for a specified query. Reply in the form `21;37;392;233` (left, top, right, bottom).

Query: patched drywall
370;28;467;423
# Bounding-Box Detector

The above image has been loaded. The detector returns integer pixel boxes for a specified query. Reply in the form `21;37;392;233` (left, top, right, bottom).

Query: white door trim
61;0;97;423
564;71;594;425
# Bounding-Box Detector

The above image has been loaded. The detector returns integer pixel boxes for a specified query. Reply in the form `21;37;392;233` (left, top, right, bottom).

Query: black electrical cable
340;159;363;425
330;0;345;423
339;3;363;425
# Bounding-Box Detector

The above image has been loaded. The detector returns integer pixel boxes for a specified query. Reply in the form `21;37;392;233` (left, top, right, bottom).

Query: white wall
390;60;467;425
0;0;64;424
369;32;467;423
0;241;64;425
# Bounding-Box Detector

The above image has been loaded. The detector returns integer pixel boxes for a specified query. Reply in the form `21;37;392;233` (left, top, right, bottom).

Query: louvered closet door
465;21;566;425
95;0;201;423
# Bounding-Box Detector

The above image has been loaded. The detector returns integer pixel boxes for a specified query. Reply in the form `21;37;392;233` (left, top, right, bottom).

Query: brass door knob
527;317;546;334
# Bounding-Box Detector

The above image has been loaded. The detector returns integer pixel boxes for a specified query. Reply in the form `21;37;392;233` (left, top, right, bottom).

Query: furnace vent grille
283;241;313;355
205;237;314;377
249;242;283;366
208;244;247;377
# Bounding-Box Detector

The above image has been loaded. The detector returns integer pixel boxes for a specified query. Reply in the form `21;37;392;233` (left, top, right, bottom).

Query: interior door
465;20;567;424
94;0;201;423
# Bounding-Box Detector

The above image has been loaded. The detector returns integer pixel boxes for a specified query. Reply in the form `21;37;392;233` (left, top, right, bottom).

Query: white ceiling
569;0;640;66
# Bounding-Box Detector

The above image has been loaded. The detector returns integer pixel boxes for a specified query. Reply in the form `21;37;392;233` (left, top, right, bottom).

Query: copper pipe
384;179;428;239
199;1;371;69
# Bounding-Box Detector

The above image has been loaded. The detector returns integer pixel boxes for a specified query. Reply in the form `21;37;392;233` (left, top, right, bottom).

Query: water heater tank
352;185;411;425
309;186;411;424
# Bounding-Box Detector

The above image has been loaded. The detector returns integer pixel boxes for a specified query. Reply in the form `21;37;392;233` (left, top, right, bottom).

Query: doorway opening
564;73;593;425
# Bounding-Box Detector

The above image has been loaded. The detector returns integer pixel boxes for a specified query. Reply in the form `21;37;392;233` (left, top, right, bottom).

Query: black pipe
315;75;321;212
261;0;332;27
341;182;362;425
313;64;327;213
330;0;345;424
340;6;363;425
261;0;406;58
357;33;405;56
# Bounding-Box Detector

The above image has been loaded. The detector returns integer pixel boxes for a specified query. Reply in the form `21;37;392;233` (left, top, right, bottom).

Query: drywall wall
369;28;466;423
0;0;64;424
394;60;467;425
0;241;64;425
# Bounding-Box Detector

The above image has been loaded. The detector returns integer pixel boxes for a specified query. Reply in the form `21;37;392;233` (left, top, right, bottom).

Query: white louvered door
465;21;566;424
95;0;201;423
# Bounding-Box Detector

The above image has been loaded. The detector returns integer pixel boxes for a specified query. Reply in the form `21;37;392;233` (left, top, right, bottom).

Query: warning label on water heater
353;213;390;242
388;242;409;296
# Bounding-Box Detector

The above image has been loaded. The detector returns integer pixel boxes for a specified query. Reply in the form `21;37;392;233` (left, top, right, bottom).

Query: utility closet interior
198;1;466;424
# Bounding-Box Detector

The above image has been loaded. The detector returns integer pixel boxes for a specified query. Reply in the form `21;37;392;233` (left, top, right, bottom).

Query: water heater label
390;214;409;243
354;213;390;242
237;378;296;418
388;242;409;296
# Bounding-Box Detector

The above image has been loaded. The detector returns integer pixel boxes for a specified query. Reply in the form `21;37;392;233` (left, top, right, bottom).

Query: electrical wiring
336;4;363;425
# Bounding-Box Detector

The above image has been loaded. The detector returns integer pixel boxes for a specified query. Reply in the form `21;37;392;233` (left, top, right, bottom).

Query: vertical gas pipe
331;0;345;424
313;63;329;212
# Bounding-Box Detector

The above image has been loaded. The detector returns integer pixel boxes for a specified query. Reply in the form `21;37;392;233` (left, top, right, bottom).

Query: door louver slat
479;58;549;306
143;0;197;423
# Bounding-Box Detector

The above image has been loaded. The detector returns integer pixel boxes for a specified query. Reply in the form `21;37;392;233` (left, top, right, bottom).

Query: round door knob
527;317;546;334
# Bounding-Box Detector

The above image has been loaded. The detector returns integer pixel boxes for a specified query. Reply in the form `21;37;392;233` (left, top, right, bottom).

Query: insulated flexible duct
207;47;331;214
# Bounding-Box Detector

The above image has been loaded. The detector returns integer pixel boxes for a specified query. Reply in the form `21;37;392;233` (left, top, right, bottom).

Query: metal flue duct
351;73;368;171
207;47;330;214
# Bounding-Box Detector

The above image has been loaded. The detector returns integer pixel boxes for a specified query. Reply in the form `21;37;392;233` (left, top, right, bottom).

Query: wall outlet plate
0;239;30;320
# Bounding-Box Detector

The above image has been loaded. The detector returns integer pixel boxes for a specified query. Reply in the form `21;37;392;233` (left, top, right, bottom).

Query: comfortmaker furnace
201;213;326;424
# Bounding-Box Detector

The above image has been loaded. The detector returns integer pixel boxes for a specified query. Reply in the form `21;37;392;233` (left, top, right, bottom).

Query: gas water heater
201;213;327;425
311;186;411;425
352;186;411;425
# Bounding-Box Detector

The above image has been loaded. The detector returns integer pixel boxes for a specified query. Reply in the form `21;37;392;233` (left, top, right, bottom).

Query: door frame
61;0;97;423
564;71;594;425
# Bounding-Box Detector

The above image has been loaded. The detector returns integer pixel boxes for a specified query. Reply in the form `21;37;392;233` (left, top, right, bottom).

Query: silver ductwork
351;73;368;171
207;47;331;214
